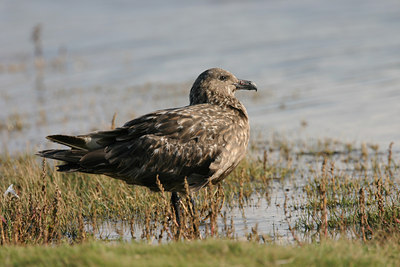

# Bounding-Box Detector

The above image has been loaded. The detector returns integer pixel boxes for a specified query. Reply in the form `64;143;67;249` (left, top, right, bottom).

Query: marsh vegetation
0;136;398;246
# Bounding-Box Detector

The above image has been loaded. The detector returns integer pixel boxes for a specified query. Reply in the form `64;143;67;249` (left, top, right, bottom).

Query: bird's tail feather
46;131;123;150
46;135;90;150
36;149;86;172
38;133;115;173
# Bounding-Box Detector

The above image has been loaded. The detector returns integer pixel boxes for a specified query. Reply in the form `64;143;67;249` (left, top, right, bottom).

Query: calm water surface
1;0;400;152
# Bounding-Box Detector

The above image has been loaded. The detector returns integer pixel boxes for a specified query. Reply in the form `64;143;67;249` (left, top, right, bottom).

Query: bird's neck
206;91;249;119
190;89;248;119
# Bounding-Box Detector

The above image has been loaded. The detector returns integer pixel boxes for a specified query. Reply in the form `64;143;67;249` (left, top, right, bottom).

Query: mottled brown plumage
37;68;257;194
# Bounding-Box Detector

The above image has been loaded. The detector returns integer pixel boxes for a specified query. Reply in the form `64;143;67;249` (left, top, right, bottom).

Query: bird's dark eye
219;75;227;81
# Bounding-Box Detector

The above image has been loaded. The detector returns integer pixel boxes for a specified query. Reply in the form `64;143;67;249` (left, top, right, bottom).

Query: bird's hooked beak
234;79;258;91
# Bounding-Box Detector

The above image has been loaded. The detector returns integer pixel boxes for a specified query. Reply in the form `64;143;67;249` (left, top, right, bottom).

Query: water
85;181;299;242
1;0;400;152
1;0;400;240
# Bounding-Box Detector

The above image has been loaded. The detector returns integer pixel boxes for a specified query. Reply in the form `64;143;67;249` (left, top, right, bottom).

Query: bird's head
190;68;257;105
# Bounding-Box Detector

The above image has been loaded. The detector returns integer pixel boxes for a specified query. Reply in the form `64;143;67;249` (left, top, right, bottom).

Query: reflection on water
86;193;297;243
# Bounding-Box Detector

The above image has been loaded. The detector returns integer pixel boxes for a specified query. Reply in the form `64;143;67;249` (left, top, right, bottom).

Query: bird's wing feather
80;105;234;188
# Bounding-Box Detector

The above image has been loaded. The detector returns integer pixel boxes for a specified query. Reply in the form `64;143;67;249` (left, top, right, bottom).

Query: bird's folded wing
81;105;233;180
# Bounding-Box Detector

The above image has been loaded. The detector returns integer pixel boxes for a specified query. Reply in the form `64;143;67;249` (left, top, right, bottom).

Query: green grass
1;239;400;267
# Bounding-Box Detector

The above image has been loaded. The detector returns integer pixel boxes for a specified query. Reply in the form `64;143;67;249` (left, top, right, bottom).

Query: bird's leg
188;196;200;236
171;193;199;237
171;192;181;226
189;196;196;214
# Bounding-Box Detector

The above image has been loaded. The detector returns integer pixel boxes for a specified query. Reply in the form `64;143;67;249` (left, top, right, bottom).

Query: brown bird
37;68;257;221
